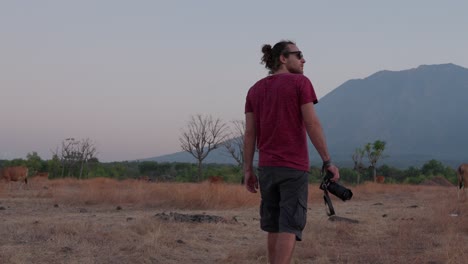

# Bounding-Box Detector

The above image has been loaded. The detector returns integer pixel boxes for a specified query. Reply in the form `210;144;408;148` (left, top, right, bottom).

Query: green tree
376;164;403;183
47;154;62;178
339;168;360;184
420;159;457;184
443;166;457;185
6;158;26;167
26;152;43;176
402;166;421;182
138;161;160;176
174;162;195;182
421;159;445;176
364;140;386;182
308;166;322;183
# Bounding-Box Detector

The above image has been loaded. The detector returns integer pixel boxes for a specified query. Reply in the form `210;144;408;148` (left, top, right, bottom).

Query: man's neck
273;68;290;75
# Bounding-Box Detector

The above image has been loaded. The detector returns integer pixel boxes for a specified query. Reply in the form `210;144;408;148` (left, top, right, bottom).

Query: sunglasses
284;51;303;60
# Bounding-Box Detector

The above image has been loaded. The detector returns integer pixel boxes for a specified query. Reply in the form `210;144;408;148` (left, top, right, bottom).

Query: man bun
261;44;273;69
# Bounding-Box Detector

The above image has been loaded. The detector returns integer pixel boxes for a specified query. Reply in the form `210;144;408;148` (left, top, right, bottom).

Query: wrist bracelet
323;160;332;168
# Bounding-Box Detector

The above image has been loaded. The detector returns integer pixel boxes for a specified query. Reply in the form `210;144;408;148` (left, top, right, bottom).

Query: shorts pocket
294;198;307;230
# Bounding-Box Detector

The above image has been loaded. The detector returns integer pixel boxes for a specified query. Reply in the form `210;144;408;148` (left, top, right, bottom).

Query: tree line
0;153;458;186
0;114;459;185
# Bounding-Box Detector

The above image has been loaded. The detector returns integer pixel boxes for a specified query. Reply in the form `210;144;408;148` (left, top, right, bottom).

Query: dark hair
261;40;296;74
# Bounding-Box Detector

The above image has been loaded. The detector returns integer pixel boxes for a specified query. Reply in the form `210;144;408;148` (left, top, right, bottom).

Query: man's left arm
301;102;340;181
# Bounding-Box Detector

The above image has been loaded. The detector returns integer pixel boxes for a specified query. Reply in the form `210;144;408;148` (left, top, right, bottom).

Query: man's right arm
243;112;258;193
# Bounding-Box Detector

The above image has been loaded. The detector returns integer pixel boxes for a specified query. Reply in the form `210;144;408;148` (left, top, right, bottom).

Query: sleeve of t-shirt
245;90;253;113
298;75;318;105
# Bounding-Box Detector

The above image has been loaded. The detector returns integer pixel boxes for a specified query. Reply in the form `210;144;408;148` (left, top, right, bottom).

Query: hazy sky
1;1;467;162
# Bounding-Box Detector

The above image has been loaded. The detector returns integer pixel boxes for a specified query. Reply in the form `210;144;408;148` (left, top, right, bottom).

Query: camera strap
321;169;336;216
322;183;336;216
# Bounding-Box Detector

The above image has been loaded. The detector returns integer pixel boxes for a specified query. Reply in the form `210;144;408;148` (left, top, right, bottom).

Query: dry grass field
0;177;467;264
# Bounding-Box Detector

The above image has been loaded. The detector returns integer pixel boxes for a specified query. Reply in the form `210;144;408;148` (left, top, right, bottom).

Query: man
243;40;340;264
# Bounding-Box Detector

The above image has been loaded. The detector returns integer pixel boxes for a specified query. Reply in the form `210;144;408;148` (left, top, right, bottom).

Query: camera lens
327;182;353;201
340;189;353;200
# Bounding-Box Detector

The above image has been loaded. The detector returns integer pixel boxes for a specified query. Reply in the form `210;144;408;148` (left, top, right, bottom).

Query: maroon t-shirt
245;73;318;172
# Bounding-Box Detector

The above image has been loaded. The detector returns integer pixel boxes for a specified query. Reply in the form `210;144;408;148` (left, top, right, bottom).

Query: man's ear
279;54;287;64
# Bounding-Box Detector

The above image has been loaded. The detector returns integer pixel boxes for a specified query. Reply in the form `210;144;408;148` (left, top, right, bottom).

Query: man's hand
244;170;258;193
327;164;340;182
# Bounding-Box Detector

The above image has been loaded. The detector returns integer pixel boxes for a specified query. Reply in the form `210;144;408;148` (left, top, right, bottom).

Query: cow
376;175;385;184
0;166;28;184
457;163;468;199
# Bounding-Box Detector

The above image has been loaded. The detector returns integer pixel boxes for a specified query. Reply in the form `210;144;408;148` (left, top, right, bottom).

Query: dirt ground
0;179;467;264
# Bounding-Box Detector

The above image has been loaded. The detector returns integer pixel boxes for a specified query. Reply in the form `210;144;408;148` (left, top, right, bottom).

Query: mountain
148;63;468;168
312;63;468;168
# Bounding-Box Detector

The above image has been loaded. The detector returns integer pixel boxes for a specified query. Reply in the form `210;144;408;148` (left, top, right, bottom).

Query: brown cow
0;166;28;184
376;175;385;184
457;163;468;199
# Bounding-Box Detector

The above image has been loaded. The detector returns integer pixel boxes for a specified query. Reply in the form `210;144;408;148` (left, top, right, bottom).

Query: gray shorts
258;166;309;241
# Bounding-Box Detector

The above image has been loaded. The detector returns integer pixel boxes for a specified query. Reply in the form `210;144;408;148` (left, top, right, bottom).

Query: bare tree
223;120;251;184
180;114;228;182
352;147;366;184
78;138;98;179
223;120;245;167
59;138;79;177
52;138;98;178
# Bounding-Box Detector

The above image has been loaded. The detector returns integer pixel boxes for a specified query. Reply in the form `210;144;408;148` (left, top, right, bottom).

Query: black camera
319;170;353;201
